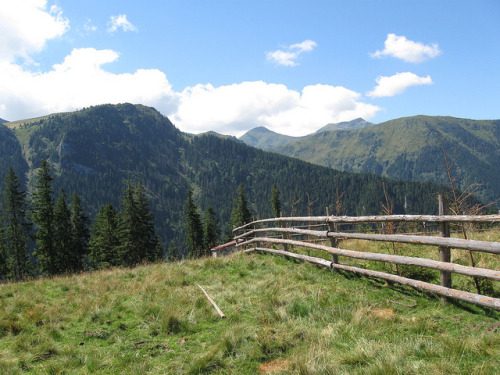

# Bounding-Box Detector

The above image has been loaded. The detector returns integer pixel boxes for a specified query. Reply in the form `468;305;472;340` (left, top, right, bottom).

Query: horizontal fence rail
234;211;500;310
235;227;500;255
235;214;500;232
246;247;500;310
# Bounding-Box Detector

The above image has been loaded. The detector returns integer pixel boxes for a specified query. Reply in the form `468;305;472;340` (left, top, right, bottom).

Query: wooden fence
233;199;500;310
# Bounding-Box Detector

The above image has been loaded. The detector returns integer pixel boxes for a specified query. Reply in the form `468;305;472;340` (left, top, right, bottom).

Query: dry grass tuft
259;359;289;373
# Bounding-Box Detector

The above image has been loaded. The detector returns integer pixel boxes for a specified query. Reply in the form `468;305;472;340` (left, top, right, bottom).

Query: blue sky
1;0;499;136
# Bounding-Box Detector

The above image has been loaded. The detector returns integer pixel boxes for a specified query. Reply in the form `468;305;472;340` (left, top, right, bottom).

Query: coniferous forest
0;162;163;280
0;104;461;280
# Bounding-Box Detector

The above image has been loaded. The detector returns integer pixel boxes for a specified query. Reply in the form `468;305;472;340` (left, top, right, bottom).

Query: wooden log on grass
248;247;500;310
196;284;226;319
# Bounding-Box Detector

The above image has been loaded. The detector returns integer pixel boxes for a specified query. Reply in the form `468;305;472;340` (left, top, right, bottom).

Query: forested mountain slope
1;104;452;250
272;116;500;205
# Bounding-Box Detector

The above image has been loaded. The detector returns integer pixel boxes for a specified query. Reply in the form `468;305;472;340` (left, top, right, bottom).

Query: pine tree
133;181;162;262
204;206;219;255
89;204;119;268
32;159;57;275
70;192;89;272
183;188;204;258
271;184;281;218
230;184;253;229
54;189;73;273
2;167;33;280
117;181;141;266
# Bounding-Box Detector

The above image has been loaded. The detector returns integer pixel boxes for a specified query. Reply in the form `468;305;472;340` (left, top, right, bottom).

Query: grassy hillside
1;243;498;374
314;118;373;133
273;116;500;205
239;126;299;150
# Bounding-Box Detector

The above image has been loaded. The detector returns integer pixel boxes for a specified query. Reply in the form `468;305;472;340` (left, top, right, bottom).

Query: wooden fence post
281;212;288;252
438;195;451;304
326;207;339;270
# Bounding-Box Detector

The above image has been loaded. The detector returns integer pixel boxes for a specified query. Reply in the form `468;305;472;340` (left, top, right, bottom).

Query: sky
1;0;499;137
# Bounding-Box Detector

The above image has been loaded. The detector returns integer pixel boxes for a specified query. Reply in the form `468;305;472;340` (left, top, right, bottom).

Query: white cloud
174;82;380;136
1;50;379;134
367;72;433;98
83;19;97;34
0;48;178;120
371;34;441;63
108;14;137;33
0;5;376;136
267;39;317;67
0;0;69;62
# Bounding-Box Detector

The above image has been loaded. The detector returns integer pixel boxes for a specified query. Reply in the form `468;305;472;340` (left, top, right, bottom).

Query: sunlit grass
0;247;498;374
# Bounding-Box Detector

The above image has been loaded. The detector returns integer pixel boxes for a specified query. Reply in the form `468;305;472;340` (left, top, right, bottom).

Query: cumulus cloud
371;34;441;63
108;14;137;33
0;46;378;135
174;82;380;136
267;40;317;67
0;0;69;62
0;48;179;120
367;72;433;98
0;5;377;136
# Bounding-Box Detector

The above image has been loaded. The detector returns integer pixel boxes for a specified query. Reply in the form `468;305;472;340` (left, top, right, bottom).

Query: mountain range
0;104;449;251
240;116;500;205
239;118;373;150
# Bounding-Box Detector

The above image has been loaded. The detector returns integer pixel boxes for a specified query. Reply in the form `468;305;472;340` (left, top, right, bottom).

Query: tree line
181;183;259;258
0;160;161;281
0;158;276;282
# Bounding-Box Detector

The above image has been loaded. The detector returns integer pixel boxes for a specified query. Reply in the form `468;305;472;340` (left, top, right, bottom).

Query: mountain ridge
271;115;500;204
238;118;373;150
0;104;455;251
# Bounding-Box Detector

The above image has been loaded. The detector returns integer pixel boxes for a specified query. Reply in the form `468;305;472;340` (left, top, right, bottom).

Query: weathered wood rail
234;209;500;310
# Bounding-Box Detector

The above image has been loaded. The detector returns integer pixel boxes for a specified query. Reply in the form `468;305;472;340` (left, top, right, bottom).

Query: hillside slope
0;252;498;374
314;118;373;133
0;105;451;250
239;126;299;149
239;118;373;150
273;116;500;204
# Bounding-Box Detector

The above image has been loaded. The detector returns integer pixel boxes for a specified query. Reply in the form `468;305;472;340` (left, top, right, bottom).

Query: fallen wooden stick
196;284;226;318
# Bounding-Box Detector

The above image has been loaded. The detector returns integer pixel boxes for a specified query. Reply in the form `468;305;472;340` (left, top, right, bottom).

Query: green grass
0;250;498;374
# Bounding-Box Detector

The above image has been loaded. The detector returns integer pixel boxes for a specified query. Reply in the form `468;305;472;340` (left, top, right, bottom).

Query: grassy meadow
1;237;499;374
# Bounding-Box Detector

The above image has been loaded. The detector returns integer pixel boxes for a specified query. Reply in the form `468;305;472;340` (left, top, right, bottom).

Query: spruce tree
271;184;281;218
133;181;161;262
2;167;33;280
230;184;253;229
183;188;204;258
117;180;141;267
32;159;57;275
204;206;219;255
89;204;119;268
54;189;73;273
70;192;89;272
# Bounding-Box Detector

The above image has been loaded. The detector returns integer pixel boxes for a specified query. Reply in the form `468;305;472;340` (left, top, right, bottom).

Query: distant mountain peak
239;126;298;150
315;118;373;133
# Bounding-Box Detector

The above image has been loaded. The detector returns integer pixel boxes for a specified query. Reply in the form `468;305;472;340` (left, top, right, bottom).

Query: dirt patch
370;308;395;320
259;359;289;373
